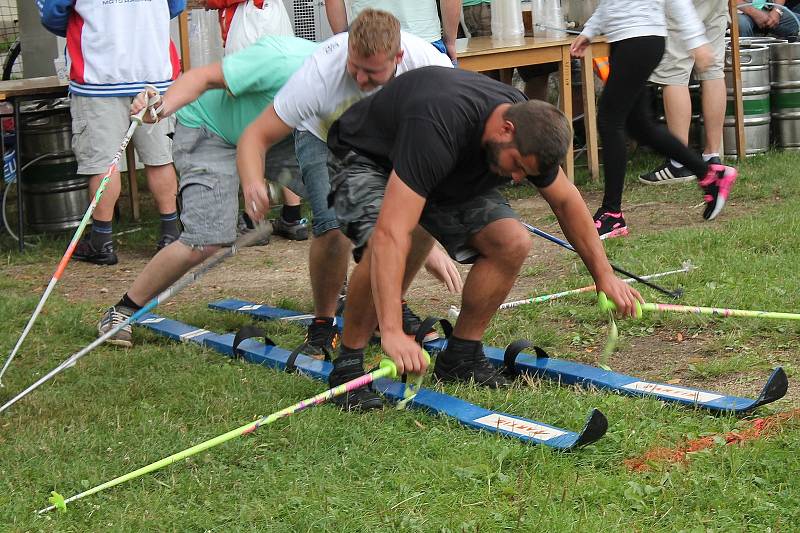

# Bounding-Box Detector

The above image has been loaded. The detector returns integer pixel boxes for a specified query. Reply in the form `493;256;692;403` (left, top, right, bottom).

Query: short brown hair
349;8;401;57
504;100;571;175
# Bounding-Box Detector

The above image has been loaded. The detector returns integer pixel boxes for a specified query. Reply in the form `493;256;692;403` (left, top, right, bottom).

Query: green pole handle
597;292;643;319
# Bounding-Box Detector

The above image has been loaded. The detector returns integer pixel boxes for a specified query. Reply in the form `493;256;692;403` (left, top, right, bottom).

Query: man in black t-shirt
325;66;643;410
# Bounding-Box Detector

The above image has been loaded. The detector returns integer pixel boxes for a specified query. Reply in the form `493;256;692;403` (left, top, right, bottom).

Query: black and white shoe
97;306;134;347
639;160;697;185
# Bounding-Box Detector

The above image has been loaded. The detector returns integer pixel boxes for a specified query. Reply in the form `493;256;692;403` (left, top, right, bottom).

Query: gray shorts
650;0;728;85
173;122;299;247
328;150;518;264
70;95;174;175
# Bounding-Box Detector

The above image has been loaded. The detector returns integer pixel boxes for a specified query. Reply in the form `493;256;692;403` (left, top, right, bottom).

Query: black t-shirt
328;66;557;204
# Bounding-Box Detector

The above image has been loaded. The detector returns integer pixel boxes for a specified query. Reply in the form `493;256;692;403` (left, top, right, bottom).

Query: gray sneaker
97;306;134;347
237;213;271;246
272;216;309;241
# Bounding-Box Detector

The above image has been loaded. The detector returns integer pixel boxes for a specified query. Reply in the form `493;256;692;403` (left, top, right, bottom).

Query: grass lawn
1;150;799;531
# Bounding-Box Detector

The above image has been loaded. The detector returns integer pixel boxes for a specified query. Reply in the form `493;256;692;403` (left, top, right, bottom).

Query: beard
484;140;516;176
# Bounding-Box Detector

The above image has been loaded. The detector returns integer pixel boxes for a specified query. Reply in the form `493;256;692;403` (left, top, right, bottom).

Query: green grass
1;151;800;530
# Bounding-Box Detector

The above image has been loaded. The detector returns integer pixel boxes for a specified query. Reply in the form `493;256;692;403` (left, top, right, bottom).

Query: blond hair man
237;10;454;366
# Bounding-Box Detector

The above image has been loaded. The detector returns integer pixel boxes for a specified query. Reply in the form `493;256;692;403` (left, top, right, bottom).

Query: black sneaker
639;160;697;185
236;212;271;246
401;301;439;342
97;305;134;347
74;238;118;265
593;209;629;240
272;216;309;241
156;233;179;252
300;318;340;360
329;354;383;411
433;346;510;388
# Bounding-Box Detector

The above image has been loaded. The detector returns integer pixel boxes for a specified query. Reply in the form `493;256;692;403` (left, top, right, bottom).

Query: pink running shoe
699;164;737;220
593;210;629;240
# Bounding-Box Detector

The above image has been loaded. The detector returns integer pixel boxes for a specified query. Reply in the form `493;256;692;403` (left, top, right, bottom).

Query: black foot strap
415;316;453;345
503;339;549;377
232;325;275;360
286;341;334;374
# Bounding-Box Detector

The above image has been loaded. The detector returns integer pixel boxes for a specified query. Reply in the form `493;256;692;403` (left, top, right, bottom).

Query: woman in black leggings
571;0;737;239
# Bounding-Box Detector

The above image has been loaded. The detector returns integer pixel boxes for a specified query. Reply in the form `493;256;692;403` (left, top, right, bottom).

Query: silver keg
19;98;88;233
722;44;771;156
769;42;800;149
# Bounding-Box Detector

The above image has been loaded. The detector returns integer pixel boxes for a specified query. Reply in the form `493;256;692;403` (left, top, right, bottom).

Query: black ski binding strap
415;316;453;346
232;325;275;360
503;340;549;377
286;339;334;374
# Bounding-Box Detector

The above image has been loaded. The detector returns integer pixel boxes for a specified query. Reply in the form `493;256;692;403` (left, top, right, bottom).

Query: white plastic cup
53;57;68;83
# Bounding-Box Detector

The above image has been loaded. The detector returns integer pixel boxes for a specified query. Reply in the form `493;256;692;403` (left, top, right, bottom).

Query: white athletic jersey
582;0;707;49
272;31;452;142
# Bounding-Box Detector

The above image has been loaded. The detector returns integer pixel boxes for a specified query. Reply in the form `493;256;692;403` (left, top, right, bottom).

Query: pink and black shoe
594;210;629;240
699;163;737;220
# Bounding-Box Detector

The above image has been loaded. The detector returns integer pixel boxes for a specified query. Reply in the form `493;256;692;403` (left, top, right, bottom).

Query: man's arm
537;169;643;316
325;0;349;34
168;0;186;19
40;0;74;37
371;172;429;374
236;105;293;222
149;63;226;119
439;0;461;63
740;2;771;28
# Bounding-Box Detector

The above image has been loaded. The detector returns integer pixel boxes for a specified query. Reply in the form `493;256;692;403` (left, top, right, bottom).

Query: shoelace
109;309;131;329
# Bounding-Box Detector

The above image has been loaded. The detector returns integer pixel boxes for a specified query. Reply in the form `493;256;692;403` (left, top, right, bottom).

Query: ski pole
0;223;272;416
597;292;800;322
0;88;160;386
447;262;694;319
520;222;684;299
39;359;403;514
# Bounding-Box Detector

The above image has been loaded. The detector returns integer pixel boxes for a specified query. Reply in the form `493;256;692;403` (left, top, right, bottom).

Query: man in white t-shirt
237;9;454;361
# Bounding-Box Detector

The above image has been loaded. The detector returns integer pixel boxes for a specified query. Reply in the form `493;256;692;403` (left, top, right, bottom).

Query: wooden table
457;36;609;182
0;76;140;251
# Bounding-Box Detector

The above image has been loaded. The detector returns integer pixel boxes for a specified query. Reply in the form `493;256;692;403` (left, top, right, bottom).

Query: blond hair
348;8;401;57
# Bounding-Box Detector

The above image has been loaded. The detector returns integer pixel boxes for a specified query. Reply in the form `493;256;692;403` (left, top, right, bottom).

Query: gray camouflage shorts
328;150;518;264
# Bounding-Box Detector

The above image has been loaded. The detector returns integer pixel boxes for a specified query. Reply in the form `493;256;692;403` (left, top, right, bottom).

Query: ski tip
571;408;608;449
752;367;789;410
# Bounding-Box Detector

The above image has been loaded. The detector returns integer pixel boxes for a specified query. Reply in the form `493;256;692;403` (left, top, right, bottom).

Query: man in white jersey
237;9;454;360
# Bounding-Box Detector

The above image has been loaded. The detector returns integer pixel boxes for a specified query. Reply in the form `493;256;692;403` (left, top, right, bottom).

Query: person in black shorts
324;66;643;411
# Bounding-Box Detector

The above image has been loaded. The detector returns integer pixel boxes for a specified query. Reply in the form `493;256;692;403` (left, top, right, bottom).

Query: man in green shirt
95;35;318;346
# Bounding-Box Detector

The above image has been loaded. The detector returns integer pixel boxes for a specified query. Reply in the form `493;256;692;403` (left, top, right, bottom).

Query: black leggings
598;36;708;213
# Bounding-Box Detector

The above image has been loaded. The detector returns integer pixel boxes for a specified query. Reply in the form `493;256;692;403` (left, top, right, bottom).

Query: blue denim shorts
293;130;340;237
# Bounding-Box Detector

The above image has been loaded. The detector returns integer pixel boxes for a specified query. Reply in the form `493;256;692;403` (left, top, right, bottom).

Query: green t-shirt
462;0;491;6
176;36;319;145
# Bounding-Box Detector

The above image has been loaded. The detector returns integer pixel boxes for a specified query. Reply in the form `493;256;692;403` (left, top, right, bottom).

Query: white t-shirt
273;31;452;142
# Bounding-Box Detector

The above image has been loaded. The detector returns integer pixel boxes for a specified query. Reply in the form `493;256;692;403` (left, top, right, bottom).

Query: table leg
13;98;24;251
581;48;600;181
559;47;574;182
125;143;140;222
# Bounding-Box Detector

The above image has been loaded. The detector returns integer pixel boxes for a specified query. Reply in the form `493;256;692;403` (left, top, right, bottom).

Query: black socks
160;211;180;239
90;218;113;249
117;293;143;312
330;344;365;384
281;204;301;224
439;336;482;365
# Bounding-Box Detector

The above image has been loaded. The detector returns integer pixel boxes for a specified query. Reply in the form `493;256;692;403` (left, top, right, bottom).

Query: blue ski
208;299;787;414
136;313;607;450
